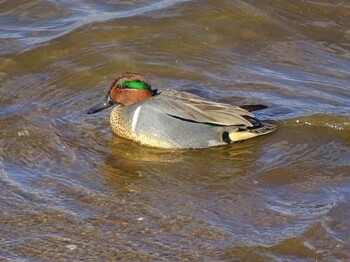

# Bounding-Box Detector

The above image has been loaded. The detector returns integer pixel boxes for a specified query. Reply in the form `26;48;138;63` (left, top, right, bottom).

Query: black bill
86;95;116;114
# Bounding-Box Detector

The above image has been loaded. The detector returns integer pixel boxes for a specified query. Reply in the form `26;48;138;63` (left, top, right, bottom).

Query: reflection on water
1;0;349;260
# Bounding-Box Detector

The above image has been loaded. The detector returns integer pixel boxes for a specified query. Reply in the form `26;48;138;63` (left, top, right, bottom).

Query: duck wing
147;89;257;127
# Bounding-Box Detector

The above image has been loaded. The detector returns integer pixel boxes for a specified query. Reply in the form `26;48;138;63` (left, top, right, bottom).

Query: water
0;0;349;261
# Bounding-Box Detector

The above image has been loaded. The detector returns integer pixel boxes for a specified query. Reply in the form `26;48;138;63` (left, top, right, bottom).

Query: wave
0;0;190;55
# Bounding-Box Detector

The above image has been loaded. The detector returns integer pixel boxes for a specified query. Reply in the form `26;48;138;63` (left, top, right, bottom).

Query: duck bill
86;96;117;114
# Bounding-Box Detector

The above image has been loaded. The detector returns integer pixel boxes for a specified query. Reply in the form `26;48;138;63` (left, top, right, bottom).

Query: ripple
286;115;350;131
0;0;190;55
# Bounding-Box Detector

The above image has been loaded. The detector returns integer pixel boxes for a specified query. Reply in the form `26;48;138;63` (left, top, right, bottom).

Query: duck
87;72;276;149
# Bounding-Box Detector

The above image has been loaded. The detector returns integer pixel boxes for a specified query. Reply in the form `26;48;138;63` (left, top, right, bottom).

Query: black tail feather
240;104;268;112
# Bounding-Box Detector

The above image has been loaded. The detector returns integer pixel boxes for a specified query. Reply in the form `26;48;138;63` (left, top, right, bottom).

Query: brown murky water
1;0;349;261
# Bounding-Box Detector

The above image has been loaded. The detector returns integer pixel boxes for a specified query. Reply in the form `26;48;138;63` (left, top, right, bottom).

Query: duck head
87;72;156;114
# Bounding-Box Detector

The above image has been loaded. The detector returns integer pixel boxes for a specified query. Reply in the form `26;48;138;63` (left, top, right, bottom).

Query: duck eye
116;84;125;89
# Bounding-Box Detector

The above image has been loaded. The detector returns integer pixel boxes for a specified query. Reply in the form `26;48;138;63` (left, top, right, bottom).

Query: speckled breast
109;105;175;148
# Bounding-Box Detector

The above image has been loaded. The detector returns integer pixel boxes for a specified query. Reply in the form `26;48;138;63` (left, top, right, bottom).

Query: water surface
0;0;349;261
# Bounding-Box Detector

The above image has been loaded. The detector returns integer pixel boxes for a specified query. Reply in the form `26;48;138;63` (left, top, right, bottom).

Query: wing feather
147;89;256;127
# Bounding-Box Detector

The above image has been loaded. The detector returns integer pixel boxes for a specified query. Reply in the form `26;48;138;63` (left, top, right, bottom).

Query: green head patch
117;80;151;90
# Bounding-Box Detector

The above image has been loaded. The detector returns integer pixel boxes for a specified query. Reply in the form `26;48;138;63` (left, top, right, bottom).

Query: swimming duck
87;72;276;149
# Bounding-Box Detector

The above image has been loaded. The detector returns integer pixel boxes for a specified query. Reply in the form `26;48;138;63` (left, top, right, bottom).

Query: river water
0;0;349;261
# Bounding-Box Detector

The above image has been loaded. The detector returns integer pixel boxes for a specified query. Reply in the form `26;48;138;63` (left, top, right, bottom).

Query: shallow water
0;0;349;261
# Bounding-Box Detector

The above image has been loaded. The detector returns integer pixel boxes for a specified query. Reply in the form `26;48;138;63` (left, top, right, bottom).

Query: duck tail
227;121;276;142
239;104;268;112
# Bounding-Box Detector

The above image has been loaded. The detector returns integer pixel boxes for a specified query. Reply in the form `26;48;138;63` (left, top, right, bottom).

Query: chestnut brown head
87;72;156;114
